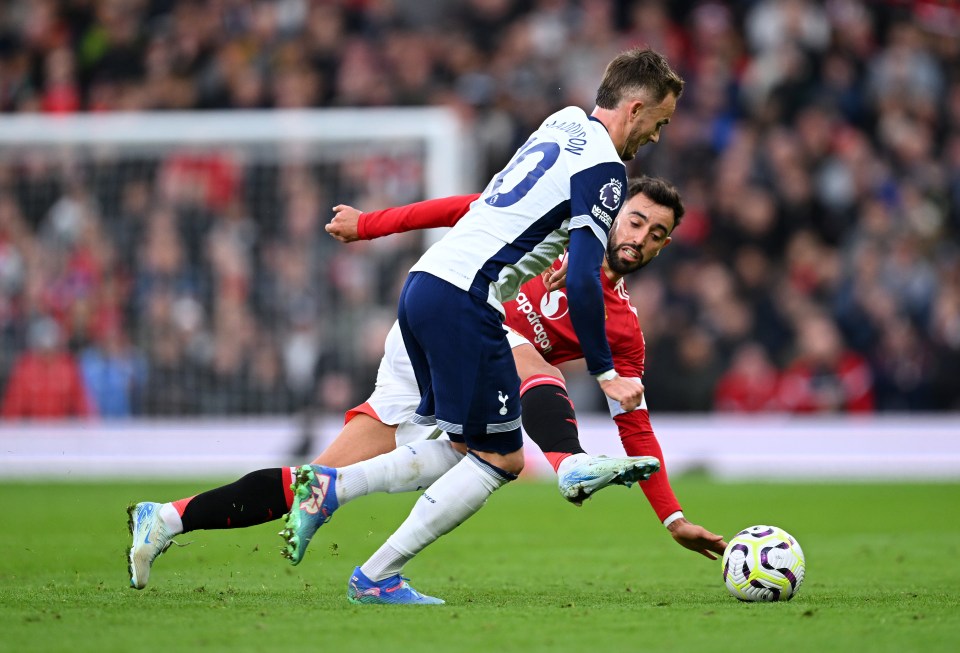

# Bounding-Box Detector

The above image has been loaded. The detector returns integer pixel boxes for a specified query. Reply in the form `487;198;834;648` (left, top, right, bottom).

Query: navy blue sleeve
569;162;625;243
566;227;614;376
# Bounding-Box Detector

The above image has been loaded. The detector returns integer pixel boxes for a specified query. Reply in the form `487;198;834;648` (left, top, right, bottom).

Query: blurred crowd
1;0;959;419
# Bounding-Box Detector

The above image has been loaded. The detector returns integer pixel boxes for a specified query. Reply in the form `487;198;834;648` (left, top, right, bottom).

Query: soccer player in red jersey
326;176;721;547
127;177;725;590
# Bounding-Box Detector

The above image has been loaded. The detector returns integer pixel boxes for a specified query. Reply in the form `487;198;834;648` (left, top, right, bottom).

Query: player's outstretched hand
667;518;727;560
598;375;645;412
325;205;362;242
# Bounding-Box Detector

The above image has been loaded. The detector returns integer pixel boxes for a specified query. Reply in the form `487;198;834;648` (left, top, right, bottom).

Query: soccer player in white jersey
127;183;726;593
125;48;683;599
279;47;685;605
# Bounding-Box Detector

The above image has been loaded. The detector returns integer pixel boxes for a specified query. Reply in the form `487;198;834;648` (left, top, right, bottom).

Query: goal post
0;107;471;424
0;107;472;200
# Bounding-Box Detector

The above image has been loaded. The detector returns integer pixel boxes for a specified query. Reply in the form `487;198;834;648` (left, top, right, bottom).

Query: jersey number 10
485;140;561;208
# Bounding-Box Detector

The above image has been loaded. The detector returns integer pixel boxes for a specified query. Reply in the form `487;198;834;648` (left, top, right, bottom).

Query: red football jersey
359;195;682;522
501;260;679;521
503;257;645;375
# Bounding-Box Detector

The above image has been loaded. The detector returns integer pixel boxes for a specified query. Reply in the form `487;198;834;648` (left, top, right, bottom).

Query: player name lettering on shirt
543;119;589;156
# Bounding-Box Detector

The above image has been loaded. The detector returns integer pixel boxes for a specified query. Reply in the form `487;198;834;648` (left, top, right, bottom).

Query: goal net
0;108;469;420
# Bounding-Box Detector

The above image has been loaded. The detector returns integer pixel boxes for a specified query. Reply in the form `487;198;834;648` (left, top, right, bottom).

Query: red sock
543;452;573;473
281;466;294;509
171;495;194;517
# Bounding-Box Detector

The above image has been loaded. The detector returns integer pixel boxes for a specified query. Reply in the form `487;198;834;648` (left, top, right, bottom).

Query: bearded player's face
605;192;674;275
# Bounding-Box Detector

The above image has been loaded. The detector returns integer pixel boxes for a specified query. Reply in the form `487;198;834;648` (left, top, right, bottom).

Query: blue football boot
280;465;339;565
347;566;445;605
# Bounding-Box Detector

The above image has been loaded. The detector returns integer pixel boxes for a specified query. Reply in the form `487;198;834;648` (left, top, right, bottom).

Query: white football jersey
410;106;627;313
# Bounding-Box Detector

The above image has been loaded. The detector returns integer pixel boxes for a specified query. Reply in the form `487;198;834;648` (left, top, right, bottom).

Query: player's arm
614;409;726;559
566;165;643;411
610;333;726;559
566;235;642;411
325;194;480;242
564;227;609;373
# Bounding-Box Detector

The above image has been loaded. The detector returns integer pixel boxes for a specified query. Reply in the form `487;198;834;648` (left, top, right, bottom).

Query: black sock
520;383;585;456
180;468;290;533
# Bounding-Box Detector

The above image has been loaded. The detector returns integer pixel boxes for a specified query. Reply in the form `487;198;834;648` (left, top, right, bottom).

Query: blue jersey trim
468;199;570;299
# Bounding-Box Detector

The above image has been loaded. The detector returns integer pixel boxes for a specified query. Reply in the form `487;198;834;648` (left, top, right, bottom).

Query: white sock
158;502;184;535
334;440;464;506
556;452;592;478
360;454;511;581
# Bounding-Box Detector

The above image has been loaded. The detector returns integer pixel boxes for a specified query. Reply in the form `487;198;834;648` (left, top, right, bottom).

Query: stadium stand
0;0;958;417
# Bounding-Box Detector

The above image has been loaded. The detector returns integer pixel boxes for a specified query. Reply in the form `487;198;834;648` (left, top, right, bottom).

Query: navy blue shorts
398;272;522;455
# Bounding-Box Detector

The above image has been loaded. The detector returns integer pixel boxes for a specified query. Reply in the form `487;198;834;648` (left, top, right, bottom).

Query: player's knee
471;448;524;477
498;449;525;476
514;345;564;383
525;363;563;384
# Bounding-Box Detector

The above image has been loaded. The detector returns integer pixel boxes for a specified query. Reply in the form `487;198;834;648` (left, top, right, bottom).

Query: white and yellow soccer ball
721;525;806;602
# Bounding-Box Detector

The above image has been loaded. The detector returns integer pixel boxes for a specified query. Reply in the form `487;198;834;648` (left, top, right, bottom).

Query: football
721;525;806;602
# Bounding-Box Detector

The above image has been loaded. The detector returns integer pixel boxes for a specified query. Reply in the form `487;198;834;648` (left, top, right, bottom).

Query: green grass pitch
1;477;959;653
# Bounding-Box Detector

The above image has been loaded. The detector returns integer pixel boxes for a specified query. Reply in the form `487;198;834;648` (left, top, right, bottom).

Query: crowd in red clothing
1;0;959;418
713;317;874;413
1;318;93;418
